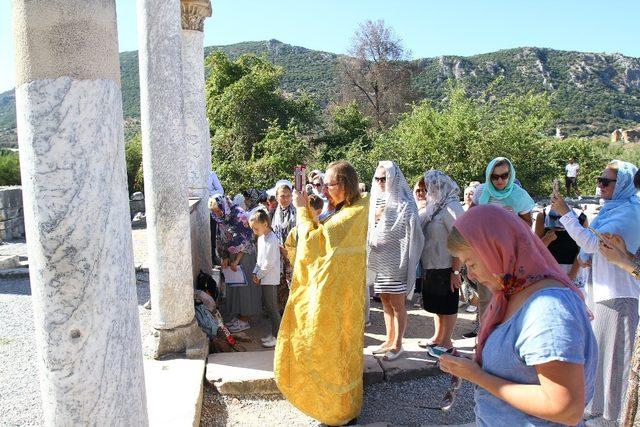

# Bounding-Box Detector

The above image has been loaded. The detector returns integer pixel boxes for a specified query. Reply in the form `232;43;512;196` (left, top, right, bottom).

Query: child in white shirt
249;209;281;348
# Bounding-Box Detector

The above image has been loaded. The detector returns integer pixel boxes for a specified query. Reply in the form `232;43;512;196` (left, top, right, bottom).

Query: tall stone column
11;0;148;424
181;0;213;279
137;0;205;358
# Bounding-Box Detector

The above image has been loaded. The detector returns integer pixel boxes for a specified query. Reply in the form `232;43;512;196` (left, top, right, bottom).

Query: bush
124;134;143;194
0;150;21;186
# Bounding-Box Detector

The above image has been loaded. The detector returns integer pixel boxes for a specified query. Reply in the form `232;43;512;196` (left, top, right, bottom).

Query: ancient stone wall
0;187;25;241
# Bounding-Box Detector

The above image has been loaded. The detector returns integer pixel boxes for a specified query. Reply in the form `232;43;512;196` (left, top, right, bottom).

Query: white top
207;171;224;197
565;163;579;178
421;202;465;270
560;211;639;302
252;231;281;285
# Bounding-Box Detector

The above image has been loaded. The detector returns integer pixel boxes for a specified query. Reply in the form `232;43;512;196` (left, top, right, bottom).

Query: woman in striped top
367;161;424;361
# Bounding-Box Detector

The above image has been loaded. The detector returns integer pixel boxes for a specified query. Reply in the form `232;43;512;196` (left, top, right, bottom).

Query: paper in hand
222;265;247;287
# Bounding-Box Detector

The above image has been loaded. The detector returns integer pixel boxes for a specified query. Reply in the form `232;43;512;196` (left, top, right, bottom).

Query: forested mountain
1;39;639;147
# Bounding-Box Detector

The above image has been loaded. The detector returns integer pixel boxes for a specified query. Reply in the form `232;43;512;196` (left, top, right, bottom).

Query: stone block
0;207;21;221
144;357;206;427
0;187;22;209
206;350;280;396
0;255;21;269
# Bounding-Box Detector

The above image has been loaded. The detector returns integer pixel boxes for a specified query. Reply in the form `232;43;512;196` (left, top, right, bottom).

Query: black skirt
422;268;459;315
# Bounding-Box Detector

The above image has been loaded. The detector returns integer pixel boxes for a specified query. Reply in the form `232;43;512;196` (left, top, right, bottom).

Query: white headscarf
421;170;461;225
367;161;424;299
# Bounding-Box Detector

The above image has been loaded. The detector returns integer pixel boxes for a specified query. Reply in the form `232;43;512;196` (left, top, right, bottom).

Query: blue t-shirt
475;287;598;427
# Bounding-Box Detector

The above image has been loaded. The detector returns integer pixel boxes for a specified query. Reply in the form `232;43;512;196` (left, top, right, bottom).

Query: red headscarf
452;205;585;363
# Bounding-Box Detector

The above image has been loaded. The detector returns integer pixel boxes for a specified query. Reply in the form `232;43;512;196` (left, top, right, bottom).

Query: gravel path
0;275;152;426
200;374;475;426
0;278;42;426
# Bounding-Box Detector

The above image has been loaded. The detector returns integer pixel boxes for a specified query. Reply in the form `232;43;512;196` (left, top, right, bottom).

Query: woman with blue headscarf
552;160;640;424
472;157;536;225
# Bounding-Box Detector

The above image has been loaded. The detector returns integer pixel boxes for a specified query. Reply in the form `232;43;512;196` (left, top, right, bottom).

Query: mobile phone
552;178;559;194
294;165;306;191
429;346;453;359
588;227;605;242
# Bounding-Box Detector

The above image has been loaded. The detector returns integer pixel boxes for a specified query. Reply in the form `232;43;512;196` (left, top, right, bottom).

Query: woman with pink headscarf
439;205;597;426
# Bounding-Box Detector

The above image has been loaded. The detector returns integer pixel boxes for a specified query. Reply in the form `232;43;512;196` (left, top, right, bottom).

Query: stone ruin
10;0;213;424
611;127;640;143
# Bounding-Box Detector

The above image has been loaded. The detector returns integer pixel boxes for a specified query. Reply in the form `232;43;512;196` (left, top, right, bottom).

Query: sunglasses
374;176;387;183
414;188;426;193
490;172;510;182
596;177;617;187
312;182;323;188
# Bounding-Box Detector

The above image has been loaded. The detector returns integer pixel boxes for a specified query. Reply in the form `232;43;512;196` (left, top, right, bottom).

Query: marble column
11;0;148;424
137;0;205;358
181;0;213;280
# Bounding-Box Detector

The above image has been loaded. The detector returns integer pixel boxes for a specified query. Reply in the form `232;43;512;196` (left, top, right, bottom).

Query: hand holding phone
294;165;306;192
588;227;605;242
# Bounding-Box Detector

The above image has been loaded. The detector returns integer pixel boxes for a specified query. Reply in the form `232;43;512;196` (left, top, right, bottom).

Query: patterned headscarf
422;170;461;225
244;188;266;211
452;205;584;363
211;193;254;255
272;181;296;245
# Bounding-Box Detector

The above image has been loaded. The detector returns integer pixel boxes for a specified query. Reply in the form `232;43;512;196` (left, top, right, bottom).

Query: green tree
124;134;143;194
0;150;20;186
316;102;373;164
366;84;560;194
205;52;318;160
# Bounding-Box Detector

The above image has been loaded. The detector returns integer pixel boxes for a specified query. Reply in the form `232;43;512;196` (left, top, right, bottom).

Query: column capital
181;0;212;31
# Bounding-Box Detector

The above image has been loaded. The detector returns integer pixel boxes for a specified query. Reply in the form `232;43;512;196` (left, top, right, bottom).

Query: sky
1;0;639;93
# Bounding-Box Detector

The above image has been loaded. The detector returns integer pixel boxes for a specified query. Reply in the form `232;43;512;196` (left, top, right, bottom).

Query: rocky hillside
1;40;639;147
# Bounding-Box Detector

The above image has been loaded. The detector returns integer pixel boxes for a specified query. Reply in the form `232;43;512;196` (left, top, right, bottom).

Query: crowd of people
203;156;640;426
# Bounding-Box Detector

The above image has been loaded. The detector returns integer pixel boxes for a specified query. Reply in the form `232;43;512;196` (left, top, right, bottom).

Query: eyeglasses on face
414;188;426;193
596;177;617;187
374;176;386;183
325;181;340;188
312;182;323;188
490;172;509;182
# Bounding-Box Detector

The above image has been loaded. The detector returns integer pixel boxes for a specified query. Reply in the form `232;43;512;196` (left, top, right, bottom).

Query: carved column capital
180;0;212;31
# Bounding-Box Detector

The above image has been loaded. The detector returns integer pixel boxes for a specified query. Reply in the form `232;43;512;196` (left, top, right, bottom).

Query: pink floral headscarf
452;205;585;363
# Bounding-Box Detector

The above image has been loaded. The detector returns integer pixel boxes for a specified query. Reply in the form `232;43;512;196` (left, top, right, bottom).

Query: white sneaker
260;335;275;343
465;305;478;313
262;336;277;348
228;320;250;333
225;318;239;327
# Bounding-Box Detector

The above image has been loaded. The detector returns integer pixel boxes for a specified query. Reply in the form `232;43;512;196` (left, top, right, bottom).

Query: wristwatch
453;270;460;276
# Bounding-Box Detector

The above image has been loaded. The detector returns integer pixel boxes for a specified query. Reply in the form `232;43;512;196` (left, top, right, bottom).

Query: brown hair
326;160;361;206
249;209;272;228
447;226;470;255
308;194;324;212
276;185;292;197
493;159;510;170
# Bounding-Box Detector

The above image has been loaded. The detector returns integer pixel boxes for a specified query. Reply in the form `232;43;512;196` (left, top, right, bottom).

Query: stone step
206;345;443;397
144;357;206;427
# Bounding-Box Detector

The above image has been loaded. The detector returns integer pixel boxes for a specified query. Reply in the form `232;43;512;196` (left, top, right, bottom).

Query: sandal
382;347;404;361
418;339;436;348
371;344;393;355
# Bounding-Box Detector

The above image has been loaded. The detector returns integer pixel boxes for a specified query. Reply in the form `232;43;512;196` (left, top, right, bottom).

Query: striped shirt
372;196;406;294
